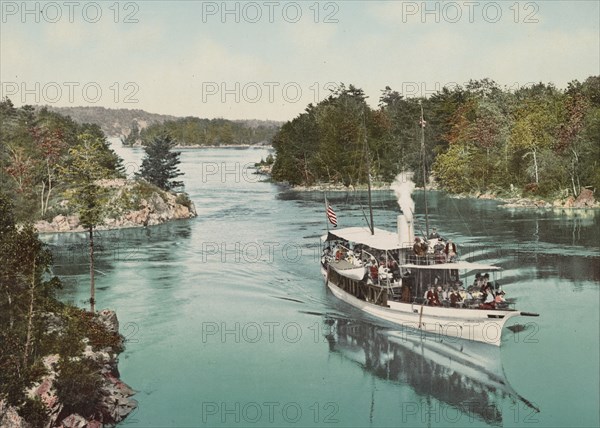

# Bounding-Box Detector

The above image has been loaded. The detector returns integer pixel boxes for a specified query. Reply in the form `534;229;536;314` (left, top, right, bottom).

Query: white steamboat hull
322;268;521;347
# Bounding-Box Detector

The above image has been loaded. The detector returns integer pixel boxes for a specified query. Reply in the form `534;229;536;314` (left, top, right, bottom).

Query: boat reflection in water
323;317;539;426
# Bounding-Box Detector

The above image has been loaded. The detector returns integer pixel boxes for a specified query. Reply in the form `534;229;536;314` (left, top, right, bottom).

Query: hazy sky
1;0;599;120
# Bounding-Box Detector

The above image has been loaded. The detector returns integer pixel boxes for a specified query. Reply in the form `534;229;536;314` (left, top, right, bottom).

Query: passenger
428;227;441;240
426;286;441;306
444;239;458;262
413;237;425;256
450;288;463;307
441;286;449;301
354;249;363;264
495;290;506;304
378;261;392;282
433;238;445;263
481;273;490;291
369;263;378;283
401;284;412;303
387;258;400;280
473;273;482;289
479;286;496;309
346;250;358;265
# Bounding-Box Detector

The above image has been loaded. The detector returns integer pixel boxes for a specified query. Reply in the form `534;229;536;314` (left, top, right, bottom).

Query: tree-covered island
270;78;599;207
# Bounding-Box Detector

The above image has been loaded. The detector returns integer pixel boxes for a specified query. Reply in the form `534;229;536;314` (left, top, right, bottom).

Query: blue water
45;144;600;427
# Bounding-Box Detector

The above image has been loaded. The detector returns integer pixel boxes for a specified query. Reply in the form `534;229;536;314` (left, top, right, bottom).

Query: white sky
1;0;599;120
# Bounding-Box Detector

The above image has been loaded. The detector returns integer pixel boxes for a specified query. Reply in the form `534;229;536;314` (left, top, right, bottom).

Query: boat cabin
322;226;509;310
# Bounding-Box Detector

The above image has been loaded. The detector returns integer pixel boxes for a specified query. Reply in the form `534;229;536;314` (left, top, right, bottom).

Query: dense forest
0;99;125;223
127;116;281;147
271;77;600;199
0;101;131;421
0;191;129;424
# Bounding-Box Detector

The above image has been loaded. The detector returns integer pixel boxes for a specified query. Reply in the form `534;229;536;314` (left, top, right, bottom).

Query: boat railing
407;253;461;266
328;268;388;307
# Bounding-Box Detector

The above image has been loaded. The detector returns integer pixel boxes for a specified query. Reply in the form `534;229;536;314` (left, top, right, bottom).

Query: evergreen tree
60;133;115;312
136;133;184;191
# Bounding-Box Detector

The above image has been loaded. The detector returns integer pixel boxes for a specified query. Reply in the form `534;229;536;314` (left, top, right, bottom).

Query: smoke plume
392;172;415;222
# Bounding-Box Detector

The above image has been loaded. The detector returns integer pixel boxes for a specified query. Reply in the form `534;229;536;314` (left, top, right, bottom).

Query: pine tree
136;134;183;190
60;133;115;312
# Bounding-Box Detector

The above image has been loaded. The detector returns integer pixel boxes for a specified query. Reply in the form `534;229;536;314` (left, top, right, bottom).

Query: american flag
327;203;338;227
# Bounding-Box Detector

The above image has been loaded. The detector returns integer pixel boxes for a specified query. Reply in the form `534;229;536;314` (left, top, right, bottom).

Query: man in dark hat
428;227;441;240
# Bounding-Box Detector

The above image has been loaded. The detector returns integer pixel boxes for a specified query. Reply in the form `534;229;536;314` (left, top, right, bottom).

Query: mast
419;101;430;237
363;110;375;235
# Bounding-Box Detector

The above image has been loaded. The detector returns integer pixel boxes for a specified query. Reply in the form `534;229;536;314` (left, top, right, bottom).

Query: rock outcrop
501;189;598;209
502;198;553;209
1;310;136;428
35;180;197;233
573;188;595;208
0;400;27;428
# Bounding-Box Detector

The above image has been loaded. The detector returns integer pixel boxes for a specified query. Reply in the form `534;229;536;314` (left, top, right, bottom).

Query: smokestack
397;214;414;248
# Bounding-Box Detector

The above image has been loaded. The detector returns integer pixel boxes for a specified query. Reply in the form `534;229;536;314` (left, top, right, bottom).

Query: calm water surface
45;144;600;427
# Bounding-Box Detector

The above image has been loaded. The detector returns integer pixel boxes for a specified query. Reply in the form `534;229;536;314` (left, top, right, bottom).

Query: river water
45;144;599;427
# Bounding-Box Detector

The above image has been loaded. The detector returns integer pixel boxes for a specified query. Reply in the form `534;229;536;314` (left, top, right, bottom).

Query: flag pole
324;193;330;233
419;100;430;238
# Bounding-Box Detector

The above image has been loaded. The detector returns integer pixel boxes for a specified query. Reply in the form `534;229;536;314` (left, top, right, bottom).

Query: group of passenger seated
417;269;510;310
322;241;402;286
366;256;399;284
322;241;364;267
423;285;464;307
469;272;507;309
412;227;458;265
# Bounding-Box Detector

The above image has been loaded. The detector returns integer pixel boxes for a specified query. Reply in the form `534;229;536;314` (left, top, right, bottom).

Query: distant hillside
41;106;179;138
41;106;283;146
136;117;281;147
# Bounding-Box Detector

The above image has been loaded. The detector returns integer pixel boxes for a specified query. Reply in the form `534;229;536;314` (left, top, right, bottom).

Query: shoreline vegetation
269;79;599;208
1;102;196;425
0;99;198;234
0;193;136;427
281;182;599;209
121;115;280;148
0;310;137;427
254;159;598;209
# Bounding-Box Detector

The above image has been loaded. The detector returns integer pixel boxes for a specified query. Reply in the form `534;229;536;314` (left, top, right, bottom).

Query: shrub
55;358;103;418
21;397;49;427
175;193;192;210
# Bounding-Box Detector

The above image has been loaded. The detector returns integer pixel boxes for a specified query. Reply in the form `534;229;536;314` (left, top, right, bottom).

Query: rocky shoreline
450;188;598;209
0;310;136;428
279;180;598;209
126;141;272;149
35;179;197;234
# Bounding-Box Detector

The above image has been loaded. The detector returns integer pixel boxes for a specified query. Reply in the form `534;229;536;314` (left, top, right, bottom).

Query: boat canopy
321;226;409;251
401;261;501;271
